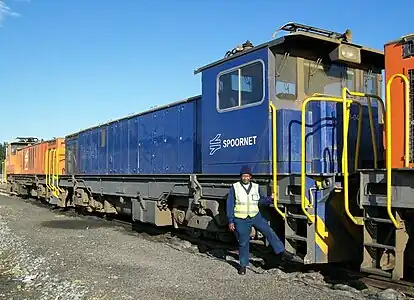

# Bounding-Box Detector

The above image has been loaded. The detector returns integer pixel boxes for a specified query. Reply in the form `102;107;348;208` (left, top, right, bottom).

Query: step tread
285;234;307;242
286;213;308;220
365;217;393;224
364;242;395;250
360;267;392;278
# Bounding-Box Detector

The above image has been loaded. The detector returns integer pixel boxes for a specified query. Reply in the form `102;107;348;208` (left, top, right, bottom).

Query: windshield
10;143;26;155
304;60;355;97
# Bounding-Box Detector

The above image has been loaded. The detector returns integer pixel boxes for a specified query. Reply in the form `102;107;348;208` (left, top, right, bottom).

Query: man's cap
240;165;252;176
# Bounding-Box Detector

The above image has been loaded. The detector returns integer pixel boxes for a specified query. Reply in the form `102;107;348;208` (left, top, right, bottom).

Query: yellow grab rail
54;147;64;193
2;160;6;183
301;96;348;223
340;89;363;226
45;149;59;198
313;92;364;171
50;149;54;192
301;95;363;225
342;89;386;170
385;74;410;229
51;149;55;193
270;103;285;219
45;149;50;191
387;74;410;168
51;149;59;197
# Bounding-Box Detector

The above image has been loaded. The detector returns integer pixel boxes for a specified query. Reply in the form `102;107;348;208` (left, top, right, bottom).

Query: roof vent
224;40;254;58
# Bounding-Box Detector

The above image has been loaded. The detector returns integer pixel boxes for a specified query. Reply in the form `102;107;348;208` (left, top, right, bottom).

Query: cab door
201;48;270;175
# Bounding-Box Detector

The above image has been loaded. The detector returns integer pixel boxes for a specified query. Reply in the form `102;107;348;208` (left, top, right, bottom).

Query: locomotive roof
384;33;414;46
65;95;201;138
194;22;384;74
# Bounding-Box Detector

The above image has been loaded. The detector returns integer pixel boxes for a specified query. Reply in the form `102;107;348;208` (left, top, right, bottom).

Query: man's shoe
280;250;303;263
238;267;246;275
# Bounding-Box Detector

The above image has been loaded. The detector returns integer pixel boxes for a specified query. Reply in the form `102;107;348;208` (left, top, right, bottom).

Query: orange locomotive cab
384;34;414;168
6;137;39;175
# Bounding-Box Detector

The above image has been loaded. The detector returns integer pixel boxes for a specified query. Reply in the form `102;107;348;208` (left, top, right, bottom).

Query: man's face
241;173;251;184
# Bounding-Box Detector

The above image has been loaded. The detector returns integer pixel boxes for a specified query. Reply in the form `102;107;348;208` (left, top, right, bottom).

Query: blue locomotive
8;23;385;268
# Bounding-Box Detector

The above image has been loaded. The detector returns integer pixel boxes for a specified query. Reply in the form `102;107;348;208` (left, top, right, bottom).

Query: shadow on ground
40;219;115;230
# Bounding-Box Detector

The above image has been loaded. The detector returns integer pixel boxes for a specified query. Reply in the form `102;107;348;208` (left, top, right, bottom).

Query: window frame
274;53;298;101
363;71;379;96
303;60;356;97
216;59;266;113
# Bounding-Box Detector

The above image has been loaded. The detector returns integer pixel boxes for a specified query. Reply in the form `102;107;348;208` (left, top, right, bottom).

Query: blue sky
0;0;412;143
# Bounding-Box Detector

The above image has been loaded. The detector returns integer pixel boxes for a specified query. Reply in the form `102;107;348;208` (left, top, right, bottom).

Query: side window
275;54;297;100
218;61;264;111
11;145;17;155
364;72;378;95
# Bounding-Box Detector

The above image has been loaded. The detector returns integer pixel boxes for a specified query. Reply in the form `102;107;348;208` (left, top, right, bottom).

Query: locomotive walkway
0;194;406;300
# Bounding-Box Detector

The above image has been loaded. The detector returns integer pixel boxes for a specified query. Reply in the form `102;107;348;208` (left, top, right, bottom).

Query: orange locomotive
358;34;414;280
384;35;414;168
5;137;66;198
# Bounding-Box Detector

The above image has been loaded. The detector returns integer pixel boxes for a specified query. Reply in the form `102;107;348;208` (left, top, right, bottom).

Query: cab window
10;144;24;155
304;61;355;96
218;60;264;111
275;54;297;100
364;72;378;95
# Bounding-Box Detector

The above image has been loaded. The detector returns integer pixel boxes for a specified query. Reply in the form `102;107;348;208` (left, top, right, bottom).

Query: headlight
341;46;359;59
330;44;361;64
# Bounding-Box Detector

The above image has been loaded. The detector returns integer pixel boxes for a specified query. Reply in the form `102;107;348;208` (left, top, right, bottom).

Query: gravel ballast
0;194;408;299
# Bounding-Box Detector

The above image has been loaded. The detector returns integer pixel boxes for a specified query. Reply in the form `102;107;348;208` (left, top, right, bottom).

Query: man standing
227;166;301;275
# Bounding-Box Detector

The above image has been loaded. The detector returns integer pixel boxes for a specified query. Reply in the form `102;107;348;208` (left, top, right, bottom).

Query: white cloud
0;0;22;26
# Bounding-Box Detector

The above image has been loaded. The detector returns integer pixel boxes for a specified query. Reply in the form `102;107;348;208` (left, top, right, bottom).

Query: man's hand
228;223;235;232
270;193;275;199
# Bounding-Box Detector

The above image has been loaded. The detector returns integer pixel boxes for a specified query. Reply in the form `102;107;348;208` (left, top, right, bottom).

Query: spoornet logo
209;134;257;156
209;134;222;156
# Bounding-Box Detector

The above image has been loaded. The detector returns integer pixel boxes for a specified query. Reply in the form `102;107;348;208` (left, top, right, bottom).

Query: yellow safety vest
233;181;260;219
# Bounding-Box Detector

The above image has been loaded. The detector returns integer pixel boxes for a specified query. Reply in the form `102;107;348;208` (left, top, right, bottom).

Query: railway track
1;189;413;298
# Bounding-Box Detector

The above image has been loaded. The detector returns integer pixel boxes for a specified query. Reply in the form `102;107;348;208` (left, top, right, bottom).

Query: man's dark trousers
234;212;285;268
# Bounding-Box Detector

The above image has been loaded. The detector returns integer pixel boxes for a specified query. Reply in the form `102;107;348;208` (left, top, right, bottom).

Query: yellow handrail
270;103;285;219
340;88;363;225
313;93;364;171
301;96;363;225
2;160;6;183
342;89;386;170
354;101;364;171
51;149;59;197
45;149;50;191
51;149;55;193
50;149;54;192
365;96;377;169
55;147;64;193
46;148;58;197
387;74;410;168
385;74;410;229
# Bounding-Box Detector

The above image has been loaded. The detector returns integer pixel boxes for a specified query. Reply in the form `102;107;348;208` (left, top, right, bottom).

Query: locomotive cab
195;22;384;175
6;137;39;175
